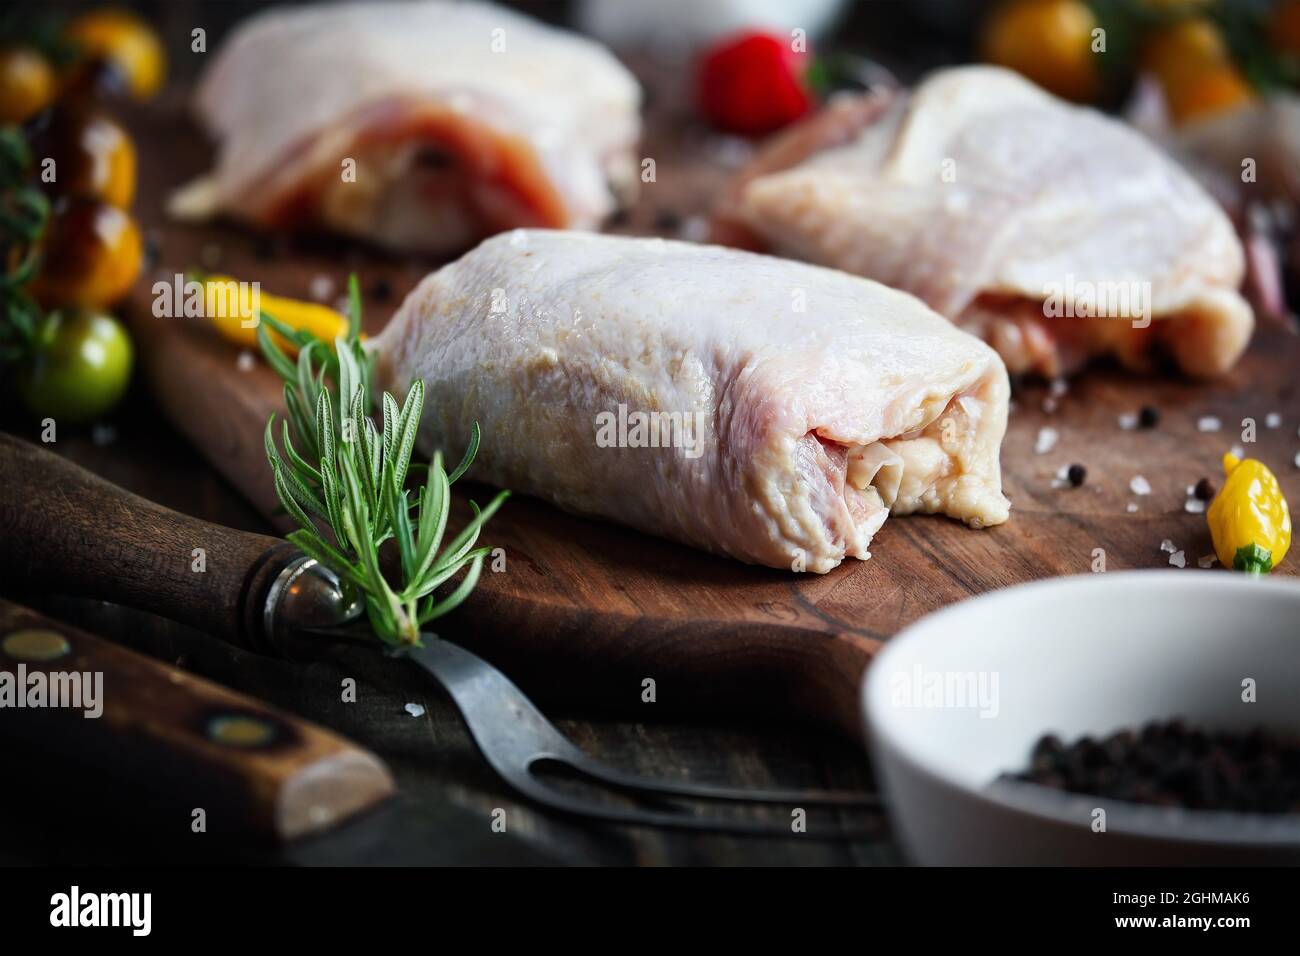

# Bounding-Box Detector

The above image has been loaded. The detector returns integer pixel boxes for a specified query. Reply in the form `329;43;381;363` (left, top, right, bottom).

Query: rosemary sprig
0;126;51;367
259;275;507;646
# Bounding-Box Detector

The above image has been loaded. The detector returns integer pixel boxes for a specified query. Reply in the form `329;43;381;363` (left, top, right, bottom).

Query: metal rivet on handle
2;629;71;661
206;713;278;748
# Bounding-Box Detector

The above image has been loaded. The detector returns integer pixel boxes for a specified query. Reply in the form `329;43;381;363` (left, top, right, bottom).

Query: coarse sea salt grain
705;134;756;168
236;350;256;372
1231;444;1245;459
681;216;710;242
309;274;335;302
1185;498;1206;514
1126;502;1139;513
1035;427;1058;454
1130;475;1151;496
1169;550;1187;569
1198;554;1218;569
1118;412;1138;431
1160;539;1176;553
1198;416;1222;432
404;703;425;718
1266;412;1282;429
1042;397;1057;414
1295;450;1300;469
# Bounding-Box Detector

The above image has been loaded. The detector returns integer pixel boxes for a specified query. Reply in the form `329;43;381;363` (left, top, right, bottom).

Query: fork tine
507;766;885;839
551;752;880;807
406;637;881;829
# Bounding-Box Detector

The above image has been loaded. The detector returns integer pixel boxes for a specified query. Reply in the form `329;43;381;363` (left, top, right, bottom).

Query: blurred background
9;0;1300;129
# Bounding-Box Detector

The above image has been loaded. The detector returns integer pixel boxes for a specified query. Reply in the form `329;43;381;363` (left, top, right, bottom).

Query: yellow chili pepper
201;275;349;353
1207;453;1292;574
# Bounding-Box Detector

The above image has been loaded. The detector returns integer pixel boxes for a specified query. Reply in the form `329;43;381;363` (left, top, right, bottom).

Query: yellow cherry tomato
201;275;350;353
981;0;1101;102
64;9;165;101
30;198;143;309
1143;18;1256;125
1207;453;1292;574
30;107;136;208
0;46;56;123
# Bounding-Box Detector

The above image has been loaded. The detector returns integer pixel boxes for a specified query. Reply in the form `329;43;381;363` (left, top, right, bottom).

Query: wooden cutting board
120;92;1300;741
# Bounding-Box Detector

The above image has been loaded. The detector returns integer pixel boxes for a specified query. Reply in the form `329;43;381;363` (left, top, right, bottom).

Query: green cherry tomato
16;309;133;423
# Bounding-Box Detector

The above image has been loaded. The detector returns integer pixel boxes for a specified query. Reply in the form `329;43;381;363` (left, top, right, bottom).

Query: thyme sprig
259;276;507;646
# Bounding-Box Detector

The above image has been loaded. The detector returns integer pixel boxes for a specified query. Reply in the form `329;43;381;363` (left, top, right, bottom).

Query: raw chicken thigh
715;66;1253;379
372;230;1011;572
171;1;641;254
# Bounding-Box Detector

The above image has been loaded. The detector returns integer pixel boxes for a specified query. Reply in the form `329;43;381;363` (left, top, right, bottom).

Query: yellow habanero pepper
202;275;349;353
1207;453;1292;575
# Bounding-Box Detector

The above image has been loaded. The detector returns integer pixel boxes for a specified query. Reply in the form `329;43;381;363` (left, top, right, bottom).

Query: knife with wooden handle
0;595;395;841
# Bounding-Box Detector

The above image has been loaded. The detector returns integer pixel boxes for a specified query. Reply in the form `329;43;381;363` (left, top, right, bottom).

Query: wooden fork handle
0;432;292;648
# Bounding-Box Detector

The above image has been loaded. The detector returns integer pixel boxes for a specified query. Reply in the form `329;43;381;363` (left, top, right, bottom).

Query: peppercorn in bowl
861;572;1300;865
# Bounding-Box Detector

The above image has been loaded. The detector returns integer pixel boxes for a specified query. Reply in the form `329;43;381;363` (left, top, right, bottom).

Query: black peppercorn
1138;405;1160;428
1194;477;1215;501
1067;463;1086;487
1004;720;1300;813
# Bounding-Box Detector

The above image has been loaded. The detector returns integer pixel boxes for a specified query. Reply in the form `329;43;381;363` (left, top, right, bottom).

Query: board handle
0;432;290;648
0;598;394;840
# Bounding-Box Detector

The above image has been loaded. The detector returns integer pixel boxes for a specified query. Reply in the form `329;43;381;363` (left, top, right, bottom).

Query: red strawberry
696;31;813;137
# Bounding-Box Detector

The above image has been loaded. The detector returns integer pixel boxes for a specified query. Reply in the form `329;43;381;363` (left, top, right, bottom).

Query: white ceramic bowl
862;571;1300;865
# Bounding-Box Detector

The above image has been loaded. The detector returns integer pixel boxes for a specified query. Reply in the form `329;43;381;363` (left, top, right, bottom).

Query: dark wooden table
0;396;896;865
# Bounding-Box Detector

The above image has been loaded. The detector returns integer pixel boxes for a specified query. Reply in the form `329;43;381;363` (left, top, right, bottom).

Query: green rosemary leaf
381;391;399;468
286;472;328;521
315;388;336;473
272;462;315;534
296;340;319;411
268;423;328;521
280;420;321;485
258;308;295;341
393;379;424;489
284;383;317;461
385;466;416;581
411;457;450;584
346;274;363;346
256;318;297;382
447;421;481;484
364;601;401;648
413;545;489;597
418;552;486;624
367;418;382;500
349;359;367;430
359;415;380;510
336;334;358;416
318;455;345;547
426;491;508;584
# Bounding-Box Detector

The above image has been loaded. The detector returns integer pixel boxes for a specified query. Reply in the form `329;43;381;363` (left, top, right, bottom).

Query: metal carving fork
401;634;882;838
264;550;884;838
